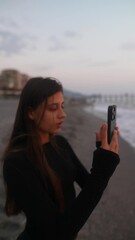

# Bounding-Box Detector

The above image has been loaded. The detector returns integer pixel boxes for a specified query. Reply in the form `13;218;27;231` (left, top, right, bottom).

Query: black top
3;135;120;240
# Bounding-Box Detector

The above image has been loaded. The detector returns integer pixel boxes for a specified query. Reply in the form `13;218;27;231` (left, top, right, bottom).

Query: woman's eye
48;103;64;111
48;105;57;111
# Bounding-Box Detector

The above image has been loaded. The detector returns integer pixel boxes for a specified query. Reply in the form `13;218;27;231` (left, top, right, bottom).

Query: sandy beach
0;98;135;240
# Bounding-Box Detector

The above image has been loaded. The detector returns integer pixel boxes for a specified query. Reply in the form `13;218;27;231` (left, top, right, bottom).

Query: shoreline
84;103;135;150
87;108;135;152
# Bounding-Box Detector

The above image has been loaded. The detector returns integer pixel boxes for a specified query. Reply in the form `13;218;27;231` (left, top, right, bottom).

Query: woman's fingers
95;123;119;154
95;132;101;141
95;132;101;148
96;123;108;150
110;129;119;153
100;123;109;150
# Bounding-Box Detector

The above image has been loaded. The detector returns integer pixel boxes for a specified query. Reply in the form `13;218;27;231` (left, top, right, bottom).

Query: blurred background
0;1;135;239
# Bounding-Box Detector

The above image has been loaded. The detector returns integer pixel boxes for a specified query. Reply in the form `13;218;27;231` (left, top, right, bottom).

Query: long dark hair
3;77;65;215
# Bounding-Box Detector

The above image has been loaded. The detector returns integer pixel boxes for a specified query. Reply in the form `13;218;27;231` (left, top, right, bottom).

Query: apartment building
0;69;29;90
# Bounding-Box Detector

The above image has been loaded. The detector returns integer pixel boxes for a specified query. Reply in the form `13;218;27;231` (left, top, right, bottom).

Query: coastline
0;99;135;240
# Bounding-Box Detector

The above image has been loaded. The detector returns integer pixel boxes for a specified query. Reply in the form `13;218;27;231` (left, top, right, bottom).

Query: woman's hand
96;123;119;154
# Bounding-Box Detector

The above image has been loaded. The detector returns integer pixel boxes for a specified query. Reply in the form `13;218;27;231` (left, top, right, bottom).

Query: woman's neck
40;133;51;144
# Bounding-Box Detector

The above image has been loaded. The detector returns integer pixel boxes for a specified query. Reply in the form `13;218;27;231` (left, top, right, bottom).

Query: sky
0;0;135;95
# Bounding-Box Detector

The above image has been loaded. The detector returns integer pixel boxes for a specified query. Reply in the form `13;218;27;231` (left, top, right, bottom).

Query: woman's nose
58;108;66;118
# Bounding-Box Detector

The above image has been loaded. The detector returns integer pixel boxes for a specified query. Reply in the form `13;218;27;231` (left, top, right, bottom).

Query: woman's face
29;91;66;143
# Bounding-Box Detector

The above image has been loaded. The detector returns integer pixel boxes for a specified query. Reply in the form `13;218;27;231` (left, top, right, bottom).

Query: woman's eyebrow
48;101;64;106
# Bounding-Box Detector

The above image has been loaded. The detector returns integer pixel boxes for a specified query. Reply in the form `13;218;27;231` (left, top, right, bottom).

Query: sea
84;102;135;149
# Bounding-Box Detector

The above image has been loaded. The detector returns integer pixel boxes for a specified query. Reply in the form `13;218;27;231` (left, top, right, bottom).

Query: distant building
0;69;30;90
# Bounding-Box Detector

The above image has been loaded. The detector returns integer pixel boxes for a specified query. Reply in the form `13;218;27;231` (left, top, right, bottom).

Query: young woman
2;77;120;240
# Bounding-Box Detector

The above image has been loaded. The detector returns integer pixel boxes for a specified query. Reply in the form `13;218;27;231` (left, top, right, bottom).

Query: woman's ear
28;108;35;120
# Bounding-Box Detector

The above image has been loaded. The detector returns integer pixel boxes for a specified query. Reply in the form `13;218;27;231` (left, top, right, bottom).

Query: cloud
0;30;26;56
0;16;37;56
0;30;37;56
121;41;135;51
48;36;74;52
0;16;19;30
64;30;81;38
48;30;81;52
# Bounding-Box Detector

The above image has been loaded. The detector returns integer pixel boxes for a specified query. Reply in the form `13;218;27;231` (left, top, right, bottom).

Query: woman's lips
56;121;64;128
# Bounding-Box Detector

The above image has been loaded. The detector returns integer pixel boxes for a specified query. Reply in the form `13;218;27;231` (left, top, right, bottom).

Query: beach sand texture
0;99;135;240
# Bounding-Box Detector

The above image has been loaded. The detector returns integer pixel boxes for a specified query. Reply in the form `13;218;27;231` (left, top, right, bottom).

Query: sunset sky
0;0;135;94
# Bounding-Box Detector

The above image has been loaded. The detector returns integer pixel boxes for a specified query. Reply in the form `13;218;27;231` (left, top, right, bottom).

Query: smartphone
107;105;117;144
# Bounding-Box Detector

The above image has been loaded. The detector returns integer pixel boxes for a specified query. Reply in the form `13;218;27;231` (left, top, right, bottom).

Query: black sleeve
3;148;120;240
55;135;90;188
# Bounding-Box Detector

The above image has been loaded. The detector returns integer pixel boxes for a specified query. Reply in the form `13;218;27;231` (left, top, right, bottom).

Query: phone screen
107;105;117;144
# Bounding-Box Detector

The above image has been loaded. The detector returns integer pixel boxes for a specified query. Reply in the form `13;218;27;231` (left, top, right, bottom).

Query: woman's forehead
47;92;64;104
